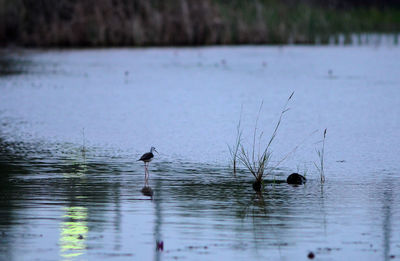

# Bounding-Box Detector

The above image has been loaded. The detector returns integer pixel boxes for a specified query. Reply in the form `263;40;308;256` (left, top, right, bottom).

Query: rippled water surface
0;46;400;260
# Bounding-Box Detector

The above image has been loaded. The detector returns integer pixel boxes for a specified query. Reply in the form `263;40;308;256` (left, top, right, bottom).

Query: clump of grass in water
238;92;294;191
228;105;243;175
314;128;327;183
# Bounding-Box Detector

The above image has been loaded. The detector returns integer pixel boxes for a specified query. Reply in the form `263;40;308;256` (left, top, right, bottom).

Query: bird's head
150;147;158;154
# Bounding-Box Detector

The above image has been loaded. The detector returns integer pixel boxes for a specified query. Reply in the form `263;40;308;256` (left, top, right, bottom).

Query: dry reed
314;128;327;183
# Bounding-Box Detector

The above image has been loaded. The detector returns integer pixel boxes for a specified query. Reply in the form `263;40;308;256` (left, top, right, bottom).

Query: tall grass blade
315;128;327;183
228;105;243;175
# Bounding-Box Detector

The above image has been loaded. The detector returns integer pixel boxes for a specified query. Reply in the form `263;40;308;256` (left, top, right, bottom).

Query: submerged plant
228;105;243;175
238;92;294;191
314;128;327;183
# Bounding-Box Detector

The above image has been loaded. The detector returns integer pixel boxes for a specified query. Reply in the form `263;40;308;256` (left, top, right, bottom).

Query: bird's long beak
154;149;159;154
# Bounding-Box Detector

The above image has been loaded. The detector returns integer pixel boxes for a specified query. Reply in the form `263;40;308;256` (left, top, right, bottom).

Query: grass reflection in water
60;206;88;260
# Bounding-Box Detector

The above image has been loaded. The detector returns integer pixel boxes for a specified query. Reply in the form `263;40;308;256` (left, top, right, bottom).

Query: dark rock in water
287;173;306;185
252;180;262;191
308;251;315;259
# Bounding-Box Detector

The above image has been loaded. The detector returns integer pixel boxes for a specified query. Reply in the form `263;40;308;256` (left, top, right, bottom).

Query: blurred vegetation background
0;0;399;47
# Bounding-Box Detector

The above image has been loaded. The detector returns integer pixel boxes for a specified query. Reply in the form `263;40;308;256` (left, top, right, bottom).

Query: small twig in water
81;128;86;153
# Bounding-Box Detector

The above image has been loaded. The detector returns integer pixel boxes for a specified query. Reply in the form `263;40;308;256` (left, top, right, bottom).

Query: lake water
0;46;399;260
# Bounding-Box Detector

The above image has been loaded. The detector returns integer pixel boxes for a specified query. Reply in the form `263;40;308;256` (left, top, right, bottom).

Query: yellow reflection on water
60;206;88;260
59;145;90;260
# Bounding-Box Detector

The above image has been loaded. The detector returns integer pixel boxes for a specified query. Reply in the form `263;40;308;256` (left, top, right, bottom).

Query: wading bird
138;147;158;180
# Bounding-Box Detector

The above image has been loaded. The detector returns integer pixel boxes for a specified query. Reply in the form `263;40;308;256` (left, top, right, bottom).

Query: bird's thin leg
144;166;149;186
145;162;149;181
144;163;147;181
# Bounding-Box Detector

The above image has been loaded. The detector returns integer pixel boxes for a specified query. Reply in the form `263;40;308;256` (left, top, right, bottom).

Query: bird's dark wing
139;152;154;161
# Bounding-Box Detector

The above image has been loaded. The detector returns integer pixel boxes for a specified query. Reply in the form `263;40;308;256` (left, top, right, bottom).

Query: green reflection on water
60;206;88;260
59;149;89;260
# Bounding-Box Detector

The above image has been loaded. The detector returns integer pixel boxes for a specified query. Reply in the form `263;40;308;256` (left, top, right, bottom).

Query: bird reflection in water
140;172;153;197
141;184;154;198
